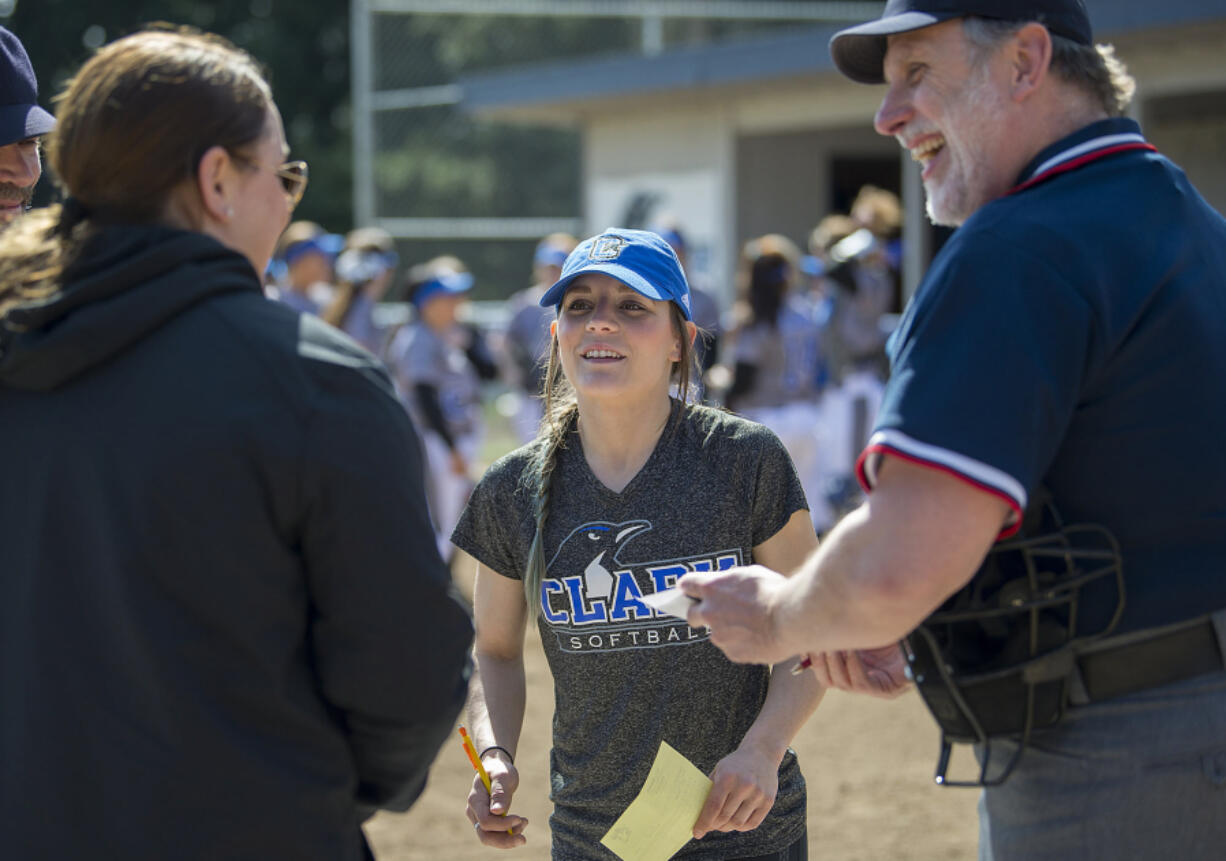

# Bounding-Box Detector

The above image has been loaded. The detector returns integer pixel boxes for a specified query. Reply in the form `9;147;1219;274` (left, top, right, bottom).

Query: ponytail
0;206;90;318
521;403;575;619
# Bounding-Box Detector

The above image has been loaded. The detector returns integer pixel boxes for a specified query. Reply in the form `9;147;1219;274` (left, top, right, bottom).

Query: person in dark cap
680;2;1226;858
0;26;54;223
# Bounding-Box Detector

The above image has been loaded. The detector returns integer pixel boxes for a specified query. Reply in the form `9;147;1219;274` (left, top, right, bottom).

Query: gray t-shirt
453;404;809;860
388;321;481;438
732;298;823;410
505;286;554;395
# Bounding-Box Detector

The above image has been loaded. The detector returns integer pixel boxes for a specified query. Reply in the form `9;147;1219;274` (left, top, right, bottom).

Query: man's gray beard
922;60;1005;229
0;182;34;209
925;197;951;227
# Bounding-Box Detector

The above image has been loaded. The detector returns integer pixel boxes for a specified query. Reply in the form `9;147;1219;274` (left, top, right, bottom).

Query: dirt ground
364;549;982;861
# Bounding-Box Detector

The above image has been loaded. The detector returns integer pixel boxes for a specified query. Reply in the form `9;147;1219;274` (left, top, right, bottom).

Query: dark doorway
829;155;900;215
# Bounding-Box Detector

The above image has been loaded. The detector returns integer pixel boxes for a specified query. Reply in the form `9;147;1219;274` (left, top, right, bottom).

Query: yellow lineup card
600;740;714;861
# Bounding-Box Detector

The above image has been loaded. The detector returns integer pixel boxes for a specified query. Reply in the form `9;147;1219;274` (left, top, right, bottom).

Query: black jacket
0;226;472;860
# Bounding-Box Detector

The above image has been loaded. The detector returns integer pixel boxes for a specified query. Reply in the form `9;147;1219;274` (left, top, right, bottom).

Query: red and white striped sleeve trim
855;429;1026;539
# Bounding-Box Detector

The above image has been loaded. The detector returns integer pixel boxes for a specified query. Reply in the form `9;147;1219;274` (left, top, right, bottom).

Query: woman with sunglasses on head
0;27;472;861
454;229;822;860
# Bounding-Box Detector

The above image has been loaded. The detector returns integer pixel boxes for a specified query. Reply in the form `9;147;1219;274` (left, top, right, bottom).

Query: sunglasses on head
231;153;309;207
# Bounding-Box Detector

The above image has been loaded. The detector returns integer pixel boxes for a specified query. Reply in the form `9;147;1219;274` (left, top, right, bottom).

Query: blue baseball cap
799;254;825;277
411;268;474;307
650;226;687;256
283;233;344;266
539;228;692;321
534;237;571;269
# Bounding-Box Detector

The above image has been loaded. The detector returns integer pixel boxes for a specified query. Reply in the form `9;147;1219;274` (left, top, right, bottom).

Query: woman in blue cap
388;255;498;562
453;228;821;860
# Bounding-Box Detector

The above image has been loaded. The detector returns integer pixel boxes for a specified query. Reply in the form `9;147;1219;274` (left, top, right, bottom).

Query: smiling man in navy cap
0;26;53;223
682;2;1226;858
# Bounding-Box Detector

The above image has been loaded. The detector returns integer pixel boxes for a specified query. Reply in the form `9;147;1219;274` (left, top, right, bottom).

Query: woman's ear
195;145;236;222
671;320;697;362
549;319;557;338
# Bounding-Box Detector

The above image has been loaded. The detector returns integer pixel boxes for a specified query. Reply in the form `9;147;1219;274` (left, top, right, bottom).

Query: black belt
1077;618;1225;703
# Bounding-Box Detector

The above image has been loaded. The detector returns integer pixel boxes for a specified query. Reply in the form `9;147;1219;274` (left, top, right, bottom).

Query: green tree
6;3;794;296
8;0;352;229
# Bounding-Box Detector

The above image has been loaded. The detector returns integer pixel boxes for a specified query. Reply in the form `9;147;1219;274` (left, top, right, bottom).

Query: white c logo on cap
589;235;627;261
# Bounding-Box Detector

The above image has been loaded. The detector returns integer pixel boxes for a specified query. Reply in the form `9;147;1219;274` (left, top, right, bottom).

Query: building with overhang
456;1;1226;301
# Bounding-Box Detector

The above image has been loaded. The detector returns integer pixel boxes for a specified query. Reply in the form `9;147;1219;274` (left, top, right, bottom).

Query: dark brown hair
51;26;271;225
735;233;801;330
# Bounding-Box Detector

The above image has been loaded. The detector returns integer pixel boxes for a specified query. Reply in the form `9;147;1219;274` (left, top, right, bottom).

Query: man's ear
1009;22;1053;103
195;145;235;222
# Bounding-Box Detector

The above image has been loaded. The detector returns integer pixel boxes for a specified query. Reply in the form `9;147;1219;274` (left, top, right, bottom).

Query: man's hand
692;744;779;839
679;565;796;665
808;644;911;699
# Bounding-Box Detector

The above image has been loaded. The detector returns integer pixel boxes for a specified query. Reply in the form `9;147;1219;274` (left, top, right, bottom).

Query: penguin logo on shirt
539;520;741;650
550;520;651;604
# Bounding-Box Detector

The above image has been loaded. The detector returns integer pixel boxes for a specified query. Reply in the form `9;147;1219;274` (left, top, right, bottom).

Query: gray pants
977;669;1226;860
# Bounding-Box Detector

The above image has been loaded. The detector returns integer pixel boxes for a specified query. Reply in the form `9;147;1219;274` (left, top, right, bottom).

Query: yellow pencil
458;726;513;835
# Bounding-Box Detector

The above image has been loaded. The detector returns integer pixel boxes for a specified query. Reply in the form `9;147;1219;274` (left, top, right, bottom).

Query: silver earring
224;205;234;218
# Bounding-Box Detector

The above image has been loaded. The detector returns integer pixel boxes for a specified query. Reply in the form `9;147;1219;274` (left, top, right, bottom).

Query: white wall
572;20;1226;312
579;75;893;307
584;103;736;300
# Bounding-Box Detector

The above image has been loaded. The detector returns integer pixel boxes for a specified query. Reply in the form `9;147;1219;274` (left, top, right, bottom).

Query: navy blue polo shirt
859;118;1226;636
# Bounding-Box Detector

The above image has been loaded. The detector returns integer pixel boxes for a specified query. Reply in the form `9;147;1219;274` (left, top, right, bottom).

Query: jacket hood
0;225;260;390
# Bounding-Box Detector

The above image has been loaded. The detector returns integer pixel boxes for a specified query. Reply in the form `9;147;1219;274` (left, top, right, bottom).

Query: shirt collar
1011;117;1154;195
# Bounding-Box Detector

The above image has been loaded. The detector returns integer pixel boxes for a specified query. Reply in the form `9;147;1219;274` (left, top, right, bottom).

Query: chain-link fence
352;1;882;302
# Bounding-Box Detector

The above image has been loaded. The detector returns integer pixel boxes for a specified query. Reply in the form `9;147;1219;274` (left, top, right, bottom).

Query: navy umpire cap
0;27;54;146
830;0;1093;84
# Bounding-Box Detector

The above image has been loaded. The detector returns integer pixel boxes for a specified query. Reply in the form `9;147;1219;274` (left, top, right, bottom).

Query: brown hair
808;214;858;258
850;185;902;239
520;300;696;618
0;26;272;315
733;233;801;330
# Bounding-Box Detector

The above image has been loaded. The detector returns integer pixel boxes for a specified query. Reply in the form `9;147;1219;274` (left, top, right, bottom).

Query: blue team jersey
859;118;1226;636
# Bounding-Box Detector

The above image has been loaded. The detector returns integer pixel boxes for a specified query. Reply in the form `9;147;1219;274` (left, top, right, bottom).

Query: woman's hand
449;447;468;477
692;743;779;840
465;752;528;849
808;644;911;699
